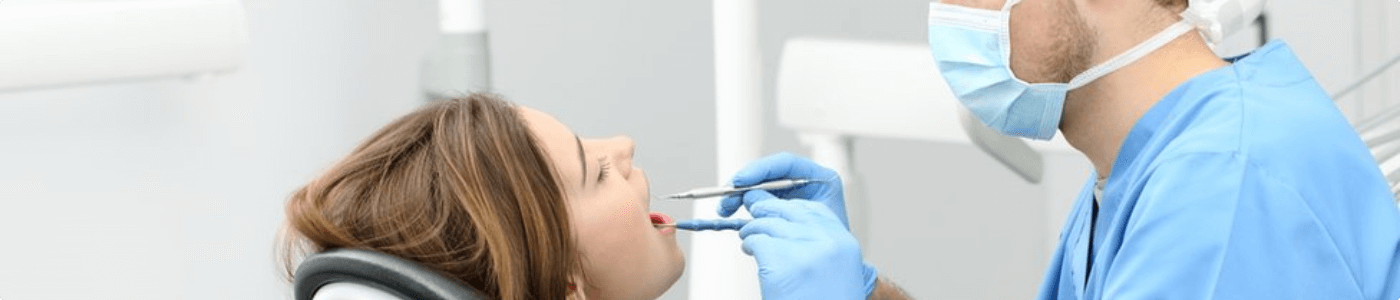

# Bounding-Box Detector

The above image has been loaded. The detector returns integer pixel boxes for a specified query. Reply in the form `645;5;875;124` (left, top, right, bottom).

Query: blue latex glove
739;190;877;299
719;152;849;228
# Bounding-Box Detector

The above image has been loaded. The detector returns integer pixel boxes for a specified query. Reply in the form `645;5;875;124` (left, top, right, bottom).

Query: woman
279;93;684;299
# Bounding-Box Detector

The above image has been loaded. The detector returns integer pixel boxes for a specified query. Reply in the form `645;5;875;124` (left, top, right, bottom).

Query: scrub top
1036;40;1400;300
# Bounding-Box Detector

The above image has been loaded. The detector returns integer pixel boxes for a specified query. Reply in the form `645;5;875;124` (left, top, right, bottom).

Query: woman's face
519;107;684;299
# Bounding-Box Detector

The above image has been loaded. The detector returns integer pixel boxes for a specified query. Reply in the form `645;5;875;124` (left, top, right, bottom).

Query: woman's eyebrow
575;135;586;188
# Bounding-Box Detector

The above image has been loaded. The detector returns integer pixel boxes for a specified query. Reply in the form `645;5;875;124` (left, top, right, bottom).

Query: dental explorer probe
664;178;819;199
655;178;821;231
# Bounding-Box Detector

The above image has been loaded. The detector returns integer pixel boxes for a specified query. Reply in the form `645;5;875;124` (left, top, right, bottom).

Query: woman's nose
609;136;636;179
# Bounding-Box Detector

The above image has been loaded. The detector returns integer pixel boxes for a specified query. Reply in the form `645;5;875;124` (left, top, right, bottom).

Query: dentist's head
929;0;1192;140
928;0;1259;140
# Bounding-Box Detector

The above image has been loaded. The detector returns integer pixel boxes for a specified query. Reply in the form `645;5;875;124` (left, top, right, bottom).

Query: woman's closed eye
597;157;611;182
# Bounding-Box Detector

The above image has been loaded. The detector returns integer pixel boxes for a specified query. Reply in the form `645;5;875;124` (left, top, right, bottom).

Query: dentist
713;0;1400;299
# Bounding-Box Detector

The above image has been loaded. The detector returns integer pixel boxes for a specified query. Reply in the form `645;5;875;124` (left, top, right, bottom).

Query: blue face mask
927;0;1194;140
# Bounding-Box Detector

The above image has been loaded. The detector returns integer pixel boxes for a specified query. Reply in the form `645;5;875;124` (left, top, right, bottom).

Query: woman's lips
649;212;673;225
650;212;675;234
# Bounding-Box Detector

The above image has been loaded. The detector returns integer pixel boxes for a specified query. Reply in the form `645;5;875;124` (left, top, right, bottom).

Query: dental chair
293;248;490;300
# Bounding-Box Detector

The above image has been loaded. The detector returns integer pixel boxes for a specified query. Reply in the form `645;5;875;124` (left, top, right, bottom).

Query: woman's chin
653;254;686;298
669;244;687;280
649;241;686;297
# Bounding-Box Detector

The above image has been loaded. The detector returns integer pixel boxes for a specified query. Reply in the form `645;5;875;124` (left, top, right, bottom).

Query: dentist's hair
278;93;584;300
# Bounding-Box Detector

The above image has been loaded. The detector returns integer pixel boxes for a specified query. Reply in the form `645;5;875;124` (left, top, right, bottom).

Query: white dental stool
293;248;490;300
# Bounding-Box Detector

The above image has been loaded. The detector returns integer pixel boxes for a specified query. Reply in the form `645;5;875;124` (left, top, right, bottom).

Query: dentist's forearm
867;276;912;300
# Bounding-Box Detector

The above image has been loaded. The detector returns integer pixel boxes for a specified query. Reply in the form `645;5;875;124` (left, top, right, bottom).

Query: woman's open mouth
650;212;675;233
649;212;672;225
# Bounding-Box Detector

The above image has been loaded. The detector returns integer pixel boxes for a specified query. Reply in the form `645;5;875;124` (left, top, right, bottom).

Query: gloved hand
719;152;850;228
739;190;877;300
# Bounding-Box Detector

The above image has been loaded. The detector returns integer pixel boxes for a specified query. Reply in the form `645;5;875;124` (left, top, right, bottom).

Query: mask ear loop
1066;21;1196;89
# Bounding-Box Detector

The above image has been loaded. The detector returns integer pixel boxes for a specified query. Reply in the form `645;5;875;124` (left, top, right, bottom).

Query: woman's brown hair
278;94;581;300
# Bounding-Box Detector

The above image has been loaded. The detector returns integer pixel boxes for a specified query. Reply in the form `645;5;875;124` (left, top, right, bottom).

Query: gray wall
489;0;1061;297
0;0;1393;299
487;1;714;298
492;1;1063;297
0;0;441;298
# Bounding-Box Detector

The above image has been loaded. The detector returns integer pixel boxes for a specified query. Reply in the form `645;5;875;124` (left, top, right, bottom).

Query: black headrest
293;248;491;300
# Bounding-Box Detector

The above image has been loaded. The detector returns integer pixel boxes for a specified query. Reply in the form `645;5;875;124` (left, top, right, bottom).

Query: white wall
0;1;1393;300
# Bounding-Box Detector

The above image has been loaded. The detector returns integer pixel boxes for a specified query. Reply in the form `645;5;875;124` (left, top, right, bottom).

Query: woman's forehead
518;107;584;189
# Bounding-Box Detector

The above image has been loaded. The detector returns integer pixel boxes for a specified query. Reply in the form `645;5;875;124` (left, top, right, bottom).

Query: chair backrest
294;248;491;300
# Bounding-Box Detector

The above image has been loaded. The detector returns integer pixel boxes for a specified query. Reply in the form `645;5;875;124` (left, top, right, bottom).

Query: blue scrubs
1036;40;1400;299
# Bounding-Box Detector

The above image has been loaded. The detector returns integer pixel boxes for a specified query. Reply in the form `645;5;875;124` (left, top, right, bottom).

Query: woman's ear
566;274;590;300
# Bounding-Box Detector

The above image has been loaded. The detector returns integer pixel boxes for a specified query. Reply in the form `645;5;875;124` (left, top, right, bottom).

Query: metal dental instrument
664;178;819;199
656;178;824;231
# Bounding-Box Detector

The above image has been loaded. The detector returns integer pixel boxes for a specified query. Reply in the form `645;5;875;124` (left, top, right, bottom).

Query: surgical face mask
927;0;1194;140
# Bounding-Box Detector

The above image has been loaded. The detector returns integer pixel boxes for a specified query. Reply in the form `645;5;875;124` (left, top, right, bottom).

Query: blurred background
0;0;1396;299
